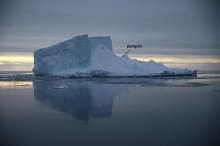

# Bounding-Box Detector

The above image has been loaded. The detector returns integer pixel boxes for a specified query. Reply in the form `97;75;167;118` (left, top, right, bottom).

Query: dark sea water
0;72;220;146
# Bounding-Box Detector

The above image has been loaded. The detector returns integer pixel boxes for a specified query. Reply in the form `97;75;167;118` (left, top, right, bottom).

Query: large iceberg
33;34;196;77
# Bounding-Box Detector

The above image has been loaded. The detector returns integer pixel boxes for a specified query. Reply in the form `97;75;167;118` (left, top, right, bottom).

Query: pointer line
122;49;131;57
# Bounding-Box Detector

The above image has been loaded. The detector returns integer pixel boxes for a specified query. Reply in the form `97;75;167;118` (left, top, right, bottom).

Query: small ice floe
14;84;30;86
53;84;68;89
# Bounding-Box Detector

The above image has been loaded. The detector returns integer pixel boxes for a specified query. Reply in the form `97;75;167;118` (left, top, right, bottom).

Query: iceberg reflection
33;80;127;122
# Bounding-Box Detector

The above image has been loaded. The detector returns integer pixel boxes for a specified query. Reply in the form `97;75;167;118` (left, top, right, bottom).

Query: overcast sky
0;0;219;55
0;0;220;71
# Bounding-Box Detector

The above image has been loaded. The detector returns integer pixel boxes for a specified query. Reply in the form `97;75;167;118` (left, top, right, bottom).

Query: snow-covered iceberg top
33;34;196;77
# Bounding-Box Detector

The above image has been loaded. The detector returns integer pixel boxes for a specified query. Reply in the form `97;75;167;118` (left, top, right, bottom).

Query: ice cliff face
33;34;196;77
33;35;91;76
90;37;113;52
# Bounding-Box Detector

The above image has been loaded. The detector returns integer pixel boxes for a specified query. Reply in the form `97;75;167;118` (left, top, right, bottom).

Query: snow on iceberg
33;34;196;77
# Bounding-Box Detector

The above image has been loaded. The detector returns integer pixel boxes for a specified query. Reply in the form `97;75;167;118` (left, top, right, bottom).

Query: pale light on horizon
0;52;220;71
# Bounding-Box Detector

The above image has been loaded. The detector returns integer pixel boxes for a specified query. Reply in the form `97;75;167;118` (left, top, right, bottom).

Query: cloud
0;0;219;55
0;0;219;71
0;62;33;71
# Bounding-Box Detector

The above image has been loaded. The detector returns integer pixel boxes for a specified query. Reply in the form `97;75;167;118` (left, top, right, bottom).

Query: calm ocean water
0;72;220;146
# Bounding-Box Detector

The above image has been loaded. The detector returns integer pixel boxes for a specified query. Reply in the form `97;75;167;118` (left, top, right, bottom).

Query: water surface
0;73;220;146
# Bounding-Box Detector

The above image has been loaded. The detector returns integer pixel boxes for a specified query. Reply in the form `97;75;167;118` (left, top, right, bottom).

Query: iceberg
33;34;196;77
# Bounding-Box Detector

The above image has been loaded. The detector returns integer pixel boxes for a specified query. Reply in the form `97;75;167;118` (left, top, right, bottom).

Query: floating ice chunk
53;84;68;89
14;84;30;86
